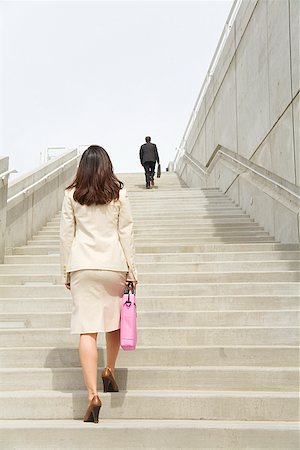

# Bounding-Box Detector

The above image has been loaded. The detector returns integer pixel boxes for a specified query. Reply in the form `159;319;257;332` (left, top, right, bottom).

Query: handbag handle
125;281;136;295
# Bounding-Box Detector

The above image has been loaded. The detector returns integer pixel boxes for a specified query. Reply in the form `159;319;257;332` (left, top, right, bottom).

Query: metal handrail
0;169;18;181
8;154;79;203
182;148;300;201
217;149;300;200
176;0;243;161
182;153;206;175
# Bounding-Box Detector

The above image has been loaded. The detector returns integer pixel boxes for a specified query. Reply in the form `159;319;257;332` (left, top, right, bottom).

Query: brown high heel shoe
102;367;119;392
83;394;102;423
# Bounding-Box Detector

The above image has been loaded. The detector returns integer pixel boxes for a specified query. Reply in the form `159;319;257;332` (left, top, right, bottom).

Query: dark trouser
142;161;156;186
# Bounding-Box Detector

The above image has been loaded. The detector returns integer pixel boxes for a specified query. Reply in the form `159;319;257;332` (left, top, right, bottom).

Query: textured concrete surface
5;149;79;252
176;0;300;243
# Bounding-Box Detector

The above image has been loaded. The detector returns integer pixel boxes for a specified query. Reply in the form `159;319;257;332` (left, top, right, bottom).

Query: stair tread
1;389;299;397
1;366;299;371
1;419;299;430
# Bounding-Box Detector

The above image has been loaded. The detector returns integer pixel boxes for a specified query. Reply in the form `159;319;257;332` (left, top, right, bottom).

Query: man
139;136;160;189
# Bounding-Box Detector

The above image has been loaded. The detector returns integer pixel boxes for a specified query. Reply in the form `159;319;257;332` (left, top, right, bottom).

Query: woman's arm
118;188;138;283
59;189;75;285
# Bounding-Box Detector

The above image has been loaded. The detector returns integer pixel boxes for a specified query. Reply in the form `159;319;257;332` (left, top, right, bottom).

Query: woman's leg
105;329;120;374
79;332;99;400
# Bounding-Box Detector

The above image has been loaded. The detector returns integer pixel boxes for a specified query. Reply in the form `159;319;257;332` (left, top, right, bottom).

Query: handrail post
0;156;9;263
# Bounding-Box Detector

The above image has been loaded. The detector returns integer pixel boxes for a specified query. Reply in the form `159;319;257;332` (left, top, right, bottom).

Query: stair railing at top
0;169;18;181
174;0;243;166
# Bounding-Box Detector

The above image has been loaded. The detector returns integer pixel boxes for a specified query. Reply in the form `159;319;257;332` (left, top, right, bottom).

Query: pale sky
0;0;233;179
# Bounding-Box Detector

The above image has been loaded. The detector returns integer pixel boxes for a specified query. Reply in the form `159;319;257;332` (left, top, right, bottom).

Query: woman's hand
65;282;71;290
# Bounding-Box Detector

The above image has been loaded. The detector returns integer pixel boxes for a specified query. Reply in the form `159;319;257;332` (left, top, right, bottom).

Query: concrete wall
5;150;79;252
175;0;300;243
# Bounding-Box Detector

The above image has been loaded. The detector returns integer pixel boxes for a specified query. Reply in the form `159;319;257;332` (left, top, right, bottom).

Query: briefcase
157;163;161;178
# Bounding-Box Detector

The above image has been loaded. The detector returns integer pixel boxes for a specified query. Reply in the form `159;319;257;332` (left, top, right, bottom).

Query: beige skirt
69;269;127;334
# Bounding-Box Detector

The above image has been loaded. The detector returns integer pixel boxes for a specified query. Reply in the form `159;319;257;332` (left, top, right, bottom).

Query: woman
59;145;138;423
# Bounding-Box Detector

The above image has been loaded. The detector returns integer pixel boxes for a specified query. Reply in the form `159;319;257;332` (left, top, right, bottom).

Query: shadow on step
45;348;128;417
129;184;159;189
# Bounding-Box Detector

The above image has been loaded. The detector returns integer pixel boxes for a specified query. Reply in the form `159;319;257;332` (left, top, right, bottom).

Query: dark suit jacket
140;143;160;165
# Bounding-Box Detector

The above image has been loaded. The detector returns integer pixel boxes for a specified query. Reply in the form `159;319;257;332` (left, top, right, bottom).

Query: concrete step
135;251;300;262
0;390;298;421
40;224;264;233
60;203;244;214
1;419;298;450
125;261;300;273
129;207;246;214
1;310;298;328
0;271;299;285
47;217;258;226
130;203;243;210
51;214;254;226
129;217;256;225
3;260;300;275
124;187;219;192
128;237;278;244
124;186;192;192
51;213;253;223
131;204;240;211
5;251;300;265
0;264;62;274
0;327;298;347
1;366;299;392
133;230;271;238
129;195;233;200
130;202;241;207
34;229;271;239
78;189;223;198
127;190;228;196
125;186;190;191
1;346;298;368
1;282;299;297
12;242;299;256
41;219;262;228
128;197;234;203
1;295;297;313
26;236;277;247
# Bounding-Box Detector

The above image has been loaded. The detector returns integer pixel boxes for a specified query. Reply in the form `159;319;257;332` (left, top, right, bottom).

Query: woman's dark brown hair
66;145;124;205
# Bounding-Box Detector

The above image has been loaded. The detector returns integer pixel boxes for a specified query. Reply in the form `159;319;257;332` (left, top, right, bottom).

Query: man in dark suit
140;136;160;189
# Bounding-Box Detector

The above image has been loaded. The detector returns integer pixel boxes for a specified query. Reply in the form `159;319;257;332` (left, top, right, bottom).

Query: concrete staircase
1;172;299;449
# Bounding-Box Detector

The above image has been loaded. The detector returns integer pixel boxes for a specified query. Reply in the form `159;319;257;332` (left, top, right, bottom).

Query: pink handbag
120;282;137;350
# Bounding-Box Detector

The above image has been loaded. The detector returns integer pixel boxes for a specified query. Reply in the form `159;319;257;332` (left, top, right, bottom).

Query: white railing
8;154;79;203
0;169;18;181
175;0;243;166
181;153;206;176
216;149;300;201
4;149;80;254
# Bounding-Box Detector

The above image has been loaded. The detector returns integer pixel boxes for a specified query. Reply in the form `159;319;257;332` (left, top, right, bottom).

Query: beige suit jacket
59;187;138;284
